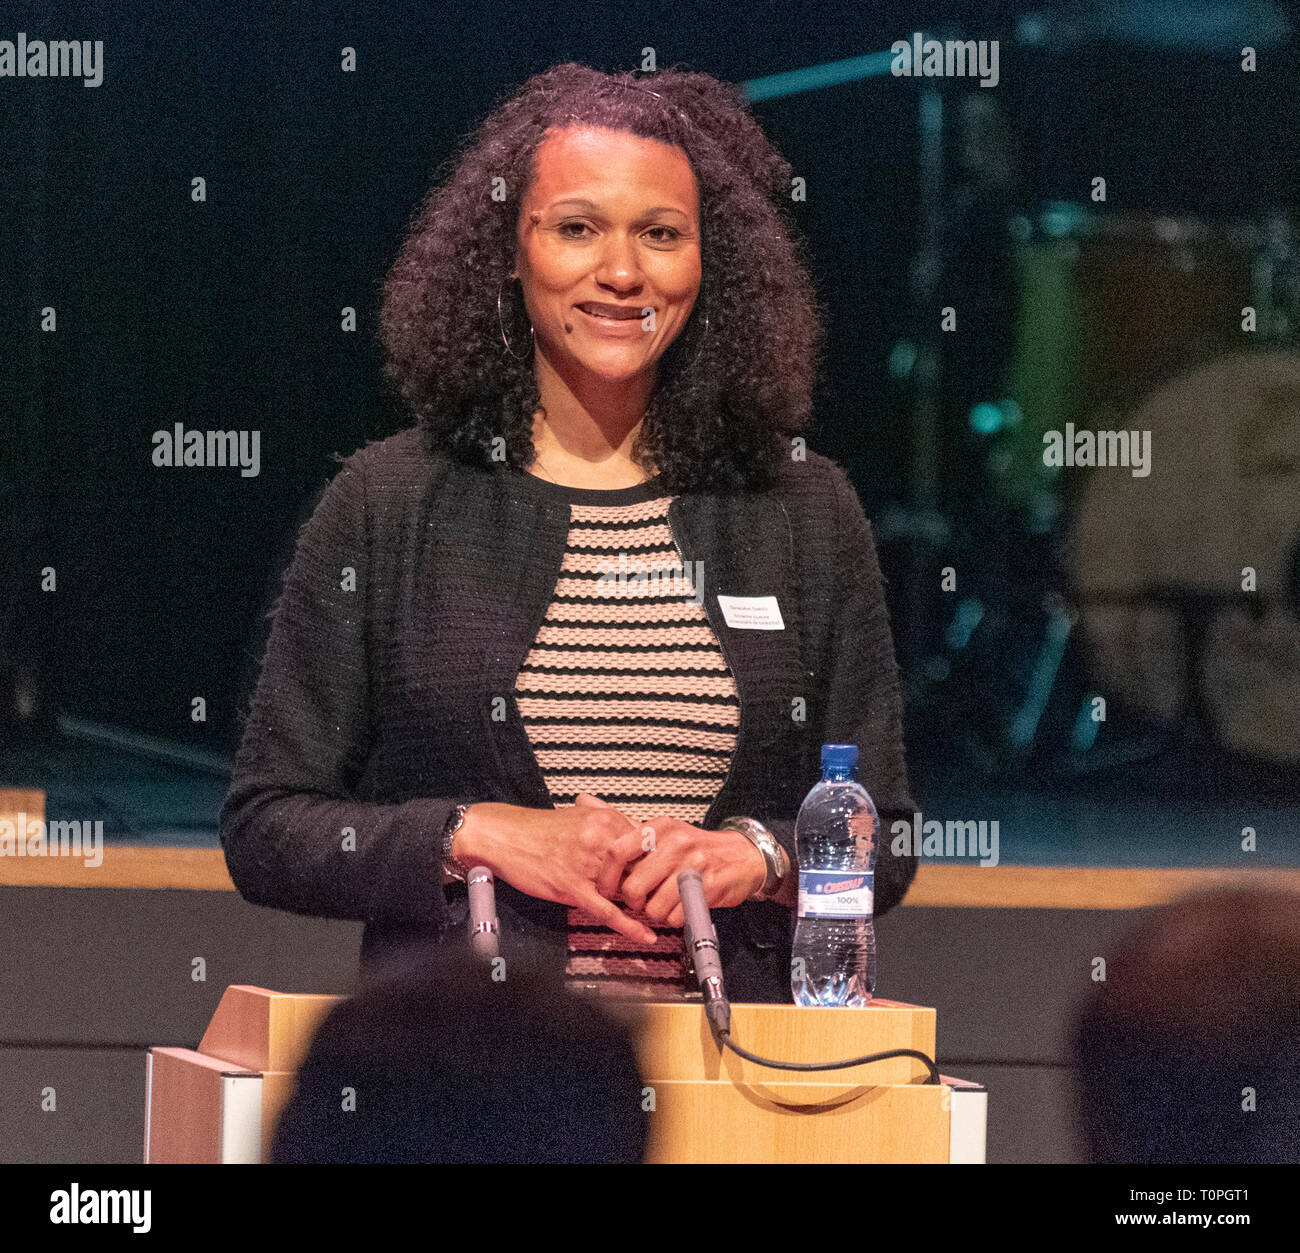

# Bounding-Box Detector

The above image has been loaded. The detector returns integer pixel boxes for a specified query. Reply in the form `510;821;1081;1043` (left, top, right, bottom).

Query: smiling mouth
576;302;648;321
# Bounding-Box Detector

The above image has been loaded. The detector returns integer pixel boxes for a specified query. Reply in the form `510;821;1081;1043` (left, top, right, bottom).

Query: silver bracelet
718;816;787;901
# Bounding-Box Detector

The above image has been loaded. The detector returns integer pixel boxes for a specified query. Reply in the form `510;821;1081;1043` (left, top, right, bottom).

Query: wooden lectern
146;986;986;1163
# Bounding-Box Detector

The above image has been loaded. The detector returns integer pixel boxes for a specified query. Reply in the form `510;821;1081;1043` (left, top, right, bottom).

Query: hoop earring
498;273;534;362
688;302;711;368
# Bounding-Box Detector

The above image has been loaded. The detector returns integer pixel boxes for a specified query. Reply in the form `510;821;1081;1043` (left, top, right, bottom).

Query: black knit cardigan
219;426;918;1002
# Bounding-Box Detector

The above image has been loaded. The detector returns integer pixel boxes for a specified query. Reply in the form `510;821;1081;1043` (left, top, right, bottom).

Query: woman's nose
593;236;642;290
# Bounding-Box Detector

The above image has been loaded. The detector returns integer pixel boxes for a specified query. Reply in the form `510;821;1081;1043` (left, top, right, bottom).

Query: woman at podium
219;62;917;1004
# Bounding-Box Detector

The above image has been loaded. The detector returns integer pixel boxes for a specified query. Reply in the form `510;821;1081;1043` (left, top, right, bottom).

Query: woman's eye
555;222;680;244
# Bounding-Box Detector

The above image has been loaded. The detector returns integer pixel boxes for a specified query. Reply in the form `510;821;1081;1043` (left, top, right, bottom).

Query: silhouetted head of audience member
271;949;648;1163
1071;885;1300;1164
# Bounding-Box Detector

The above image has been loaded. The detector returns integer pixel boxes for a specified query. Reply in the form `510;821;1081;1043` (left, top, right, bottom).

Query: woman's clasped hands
455;793;767;943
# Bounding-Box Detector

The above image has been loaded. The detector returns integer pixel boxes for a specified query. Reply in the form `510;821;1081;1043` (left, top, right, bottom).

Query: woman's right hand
454;794;658;944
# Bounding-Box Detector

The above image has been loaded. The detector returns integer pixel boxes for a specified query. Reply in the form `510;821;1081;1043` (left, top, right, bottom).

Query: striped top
513;474;740;1000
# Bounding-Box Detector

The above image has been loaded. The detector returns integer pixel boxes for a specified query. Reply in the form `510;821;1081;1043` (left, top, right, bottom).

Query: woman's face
514;125;702;386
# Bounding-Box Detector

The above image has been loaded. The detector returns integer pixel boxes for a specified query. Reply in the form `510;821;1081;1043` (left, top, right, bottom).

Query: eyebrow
546;198;691;218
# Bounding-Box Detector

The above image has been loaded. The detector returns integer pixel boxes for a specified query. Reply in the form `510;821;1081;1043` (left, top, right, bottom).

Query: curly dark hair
378;62;823;492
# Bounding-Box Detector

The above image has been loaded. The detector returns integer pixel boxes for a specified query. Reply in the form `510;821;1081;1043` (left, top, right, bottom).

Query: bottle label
797;869;874;919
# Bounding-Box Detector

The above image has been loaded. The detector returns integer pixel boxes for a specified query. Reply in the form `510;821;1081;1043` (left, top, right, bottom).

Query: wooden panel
610;1000;935;1088
146;1047;256;1164
0;843;234;890
906;864;1300;909
0;789;46;871
0;789;44;826
199;986;338;1072
644;1079;950;1163
177;991;949;1162
259;1071;298;1163
7;846;1296;910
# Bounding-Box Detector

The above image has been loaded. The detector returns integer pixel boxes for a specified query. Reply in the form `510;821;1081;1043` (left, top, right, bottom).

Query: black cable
718;1032;942;1084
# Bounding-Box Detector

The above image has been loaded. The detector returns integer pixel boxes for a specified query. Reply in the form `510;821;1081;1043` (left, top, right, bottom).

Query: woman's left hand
594;813;767;927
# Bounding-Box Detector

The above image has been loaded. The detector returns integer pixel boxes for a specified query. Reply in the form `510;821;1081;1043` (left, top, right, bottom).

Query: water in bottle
791;743;878;1007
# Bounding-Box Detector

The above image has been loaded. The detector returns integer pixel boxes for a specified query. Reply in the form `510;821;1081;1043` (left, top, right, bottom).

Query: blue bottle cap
821;743;858;770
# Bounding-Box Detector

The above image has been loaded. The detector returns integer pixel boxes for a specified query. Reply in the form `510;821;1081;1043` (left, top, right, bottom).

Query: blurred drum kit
896;1;1300;777
883;0;1300;779
1007;207;1300;769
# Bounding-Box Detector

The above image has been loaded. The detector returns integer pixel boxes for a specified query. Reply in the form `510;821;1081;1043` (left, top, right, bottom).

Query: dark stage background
6;0;1297;781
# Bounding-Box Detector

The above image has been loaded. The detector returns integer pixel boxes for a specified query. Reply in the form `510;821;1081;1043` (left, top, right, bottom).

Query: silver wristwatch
718;816;788;901
440;804;472;881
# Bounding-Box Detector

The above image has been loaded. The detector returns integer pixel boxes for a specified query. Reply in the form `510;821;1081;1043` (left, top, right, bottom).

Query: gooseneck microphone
467;866;499;961
675;868;941;1083
677;869;731;1037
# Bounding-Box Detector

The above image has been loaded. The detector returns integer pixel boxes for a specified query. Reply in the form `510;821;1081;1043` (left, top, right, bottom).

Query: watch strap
440;804;471;881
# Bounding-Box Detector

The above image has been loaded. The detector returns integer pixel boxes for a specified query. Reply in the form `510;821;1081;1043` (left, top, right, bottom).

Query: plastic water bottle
791;743;878;1007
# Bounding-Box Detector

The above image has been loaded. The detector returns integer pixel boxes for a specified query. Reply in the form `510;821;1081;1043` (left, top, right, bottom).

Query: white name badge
717;594;785;630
